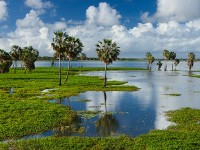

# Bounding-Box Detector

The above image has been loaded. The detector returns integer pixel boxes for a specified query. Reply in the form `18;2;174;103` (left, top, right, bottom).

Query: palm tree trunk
58;54;62;86
104;63;107;87
164;60;167;71
147;63;149;70
14;61;17;73
64;57;71;84
103;91;107;113
172;62;173;71
149;63;152;71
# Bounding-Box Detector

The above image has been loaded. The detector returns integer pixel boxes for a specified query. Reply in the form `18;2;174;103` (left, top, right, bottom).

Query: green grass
0;67;139;101
0;100;77;141
1;108;200;149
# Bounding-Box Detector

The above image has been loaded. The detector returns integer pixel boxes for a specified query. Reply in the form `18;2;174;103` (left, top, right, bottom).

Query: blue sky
0;0;200;58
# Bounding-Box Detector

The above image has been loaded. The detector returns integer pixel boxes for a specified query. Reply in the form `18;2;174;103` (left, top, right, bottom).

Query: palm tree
21;46;39;73
146;52;151;70
51;31;68;86
0;49;12;73
157;61;163;70
63;36;83;84
174;59;179;71
10;45;22;73
96;39;120;87
146;52;155;71
163;49;170;71
187;52;195;71
170;52;176;71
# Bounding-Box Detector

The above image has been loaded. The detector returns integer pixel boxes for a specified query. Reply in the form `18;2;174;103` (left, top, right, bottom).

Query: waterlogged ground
23;66;200;139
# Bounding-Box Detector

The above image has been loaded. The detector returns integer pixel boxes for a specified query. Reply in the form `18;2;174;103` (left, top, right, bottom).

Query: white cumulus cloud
2;2;200;58
86;2;121;26
7;10;53;56
0;0;8;20
142;0;200;23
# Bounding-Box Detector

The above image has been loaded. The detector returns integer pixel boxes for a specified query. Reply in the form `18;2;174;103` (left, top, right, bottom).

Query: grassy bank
0;67;139;100
0;108;199;149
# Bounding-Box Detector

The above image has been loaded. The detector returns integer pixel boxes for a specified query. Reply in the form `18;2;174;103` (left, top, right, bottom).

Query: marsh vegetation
0;64;200;149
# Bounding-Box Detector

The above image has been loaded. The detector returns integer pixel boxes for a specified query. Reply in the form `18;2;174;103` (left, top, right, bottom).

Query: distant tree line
146;50;196;72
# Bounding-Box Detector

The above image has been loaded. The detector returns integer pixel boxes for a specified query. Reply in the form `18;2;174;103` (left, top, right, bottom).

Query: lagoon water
21;60;200;139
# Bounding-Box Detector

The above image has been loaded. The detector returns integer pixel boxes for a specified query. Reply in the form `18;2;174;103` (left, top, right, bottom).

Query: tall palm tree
63;36;83;84
96;39;120;87
146;52;151;70
187;52;195;71
163;49;170;71
21;46;39;73
146;52;155;71
10;45;22;73
0;49;12;73
51;31;68;86
169;52;176;71
174;59;179;71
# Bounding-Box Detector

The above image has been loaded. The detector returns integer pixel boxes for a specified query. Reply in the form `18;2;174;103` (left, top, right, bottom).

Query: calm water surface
21;61;200;139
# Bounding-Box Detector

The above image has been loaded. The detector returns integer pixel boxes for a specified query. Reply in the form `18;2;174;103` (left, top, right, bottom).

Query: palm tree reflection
55;97;83;136
54;115;83;136
96;91;119;137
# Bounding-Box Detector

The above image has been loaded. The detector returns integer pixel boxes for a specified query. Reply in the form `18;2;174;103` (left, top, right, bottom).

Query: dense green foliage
21;46;39;73
0;100;77;140
0;49;12;73
1;108;200;149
